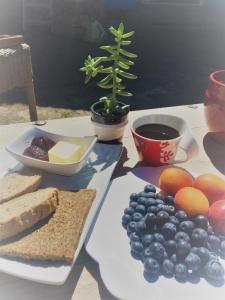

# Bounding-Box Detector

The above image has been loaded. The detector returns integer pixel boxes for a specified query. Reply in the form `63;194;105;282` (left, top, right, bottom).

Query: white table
0;104;224;300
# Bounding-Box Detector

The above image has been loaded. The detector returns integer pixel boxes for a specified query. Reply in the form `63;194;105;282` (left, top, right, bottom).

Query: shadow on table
0;254;84;300
203;133;225;175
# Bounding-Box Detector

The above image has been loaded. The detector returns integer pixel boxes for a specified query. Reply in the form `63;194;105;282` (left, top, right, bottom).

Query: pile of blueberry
122;184;225;283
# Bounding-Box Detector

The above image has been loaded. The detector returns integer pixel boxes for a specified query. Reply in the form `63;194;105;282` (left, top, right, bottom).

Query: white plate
0;142;122;285
6;127;97;176
86;167;225;300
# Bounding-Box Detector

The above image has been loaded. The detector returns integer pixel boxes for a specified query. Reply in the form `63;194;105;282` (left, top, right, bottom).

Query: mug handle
173;128;198;163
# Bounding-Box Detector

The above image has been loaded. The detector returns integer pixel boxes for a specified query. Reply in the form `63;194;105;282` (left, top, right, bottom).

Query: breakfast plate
0;142;123;285
85;167;225;300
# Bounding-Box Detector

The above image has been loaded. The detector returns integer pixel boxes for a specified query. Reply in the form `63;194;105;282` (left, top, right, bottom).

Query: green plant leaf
100;46;117;55
84;74;92;84
117;61;130;70
118;70;137;79
98;74;112;85
115;76;122;83
122;31;135;38
117;84;126;90
120;48;137;58
109;26;119;37
117;90;133;97
97;82;114;89
118;22;124;35
119;57;134;66
100;67;113;73
121;40;132;46
80;66;86;72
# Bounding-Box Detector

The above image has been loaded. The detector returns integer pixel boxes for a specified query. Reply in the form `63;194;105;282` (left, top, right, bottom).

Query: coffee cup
131;114;198;166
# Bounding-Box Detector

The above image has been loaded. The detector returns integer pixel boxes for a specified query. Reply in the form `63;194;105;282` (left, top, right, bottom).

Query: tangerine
194;173;225;205
174;187;209;217
158;167;194;196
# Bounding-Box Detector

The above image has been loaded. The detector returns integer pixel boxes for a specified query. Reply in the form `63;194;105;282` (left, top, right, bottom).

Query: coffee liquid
135;123;179;140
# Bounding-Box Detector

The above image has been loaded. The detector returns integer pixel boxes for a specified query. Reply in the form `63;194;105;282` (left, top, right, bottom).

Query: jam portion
23;136;56;161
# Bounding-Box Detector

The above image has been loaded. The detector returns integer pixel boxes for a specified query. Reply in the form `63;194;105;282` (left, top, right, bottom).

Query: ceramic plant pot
204;70;225;143
90;100;129;141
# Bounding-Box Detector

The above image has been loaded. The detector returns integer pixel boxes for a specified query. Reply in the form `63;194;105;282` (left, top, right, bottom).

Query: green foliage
80;22;137;115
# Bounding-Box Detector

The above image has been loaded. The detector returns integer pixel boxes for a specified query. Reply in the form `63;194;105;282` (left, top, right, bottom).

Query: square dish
5;127;97;176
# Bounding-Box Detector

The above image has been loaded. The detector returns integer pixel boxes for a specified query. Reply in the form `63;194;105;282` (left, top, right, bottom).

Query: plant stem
111;37;121;108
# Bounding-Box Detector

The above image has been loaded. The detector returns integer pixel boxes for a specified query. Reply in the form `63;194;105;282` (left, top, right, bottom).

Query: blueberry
162;259;175;277
156;193;166;201
194;247;211;266
122;214;132;227
139;191;156;199
145;198;156;207
130;232;141;242
175;263;188;280
203;260;225;281
164;205;176;215
221;240;225;253
137;197;147;206
131;241;144;253
147;206;159;214
161;222;177;239
157;204;165;211
179;221;194;234
164;240;177;256
208;235;221;251
192;228;208;246
175;210;188;221
218;233;225;242
142;234;154;247
130;193;139;201
174;231;190;243
170;254;178;264
176;240;191;258
153;233;165;244
124;207;135;216
144;257;160;275
129;201;138;209
127;221;136;235
142;247;153;261
165;195;174;205
145;213;157;228
144;184;156;193
209;252;220;262
192;215;208;230
132;212;143;222
150;242;167;260
184;253;201;272
135;205;146;215
156;211;170;225
156;199;164;205
135;220;147;235
207;225;215;235
169;216;180;226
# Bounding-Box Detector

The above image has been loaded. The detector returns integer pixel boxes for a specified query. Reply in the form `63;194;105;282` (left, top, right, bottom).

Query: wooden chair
0;35;38;121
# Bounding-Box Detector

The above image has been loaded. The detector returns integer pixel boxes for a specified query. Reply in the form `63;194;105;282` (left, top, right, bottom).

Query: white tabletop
0;103;224;300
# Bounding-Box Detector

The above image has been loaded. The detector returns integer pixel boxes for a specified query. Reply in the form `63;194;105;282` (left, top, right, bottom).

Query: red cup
131;114;197;166
204;70;225;143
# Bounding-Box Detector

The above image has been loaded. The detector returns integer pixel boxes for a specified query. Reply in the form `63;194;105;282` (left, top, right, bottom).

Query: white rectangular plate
86;167;225;300
0;143;122;285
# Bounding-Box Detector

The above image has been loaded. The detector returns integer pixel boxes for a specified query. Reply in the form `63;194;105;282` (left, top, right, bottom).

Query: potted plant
80;22;137;141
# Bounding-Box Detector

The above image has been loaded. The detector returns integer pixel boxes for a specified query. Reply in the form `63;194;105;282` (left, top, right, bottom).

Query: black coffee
135;123;179;140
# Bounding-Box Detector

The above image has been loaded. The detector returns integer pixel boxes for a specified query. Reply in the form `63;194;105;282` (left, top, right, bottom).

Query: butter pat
48;141;84;164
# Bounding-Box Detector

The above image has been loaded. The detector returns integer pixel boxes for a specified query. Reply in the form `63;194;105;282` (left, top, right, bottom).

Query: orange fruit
174;187;209;217
158;167;194;196
194;173;225;205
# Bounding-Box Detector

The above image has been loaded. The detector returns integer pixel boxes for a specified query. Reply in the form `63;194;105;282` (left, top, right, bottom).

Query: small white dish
6;127;97;176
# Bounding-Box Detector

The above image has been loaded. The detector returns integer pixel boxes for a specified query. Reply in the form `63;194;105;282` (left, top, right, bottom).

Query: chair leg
26;78;38;122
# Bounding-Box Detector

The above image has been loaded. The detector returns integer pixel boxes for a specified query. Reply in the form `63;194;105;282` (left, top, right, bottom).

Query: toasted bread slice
0;169;42;204
0;188;58;241
0;189;96;263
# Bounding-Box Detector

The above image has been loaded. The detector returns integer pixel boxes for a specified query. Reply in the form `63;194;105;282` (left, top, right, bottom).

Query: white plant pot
91;119;128;141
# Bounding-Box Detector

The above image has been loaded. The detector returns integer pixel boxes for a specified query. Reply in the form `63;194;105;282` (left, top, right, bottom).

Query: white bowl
6;127;97;176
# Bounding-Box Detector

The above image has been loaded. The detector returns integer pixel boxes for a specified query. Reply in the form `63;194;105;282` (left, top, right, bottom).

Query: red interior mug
131;114;197;166
204;70;225;143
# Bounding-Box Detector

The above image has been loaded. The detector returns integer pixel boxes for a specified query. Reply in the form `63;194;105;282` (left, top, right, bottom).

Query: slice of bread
0;189;96;263
0;169;42;204
0;187;58;241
